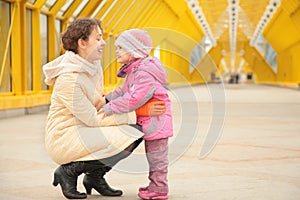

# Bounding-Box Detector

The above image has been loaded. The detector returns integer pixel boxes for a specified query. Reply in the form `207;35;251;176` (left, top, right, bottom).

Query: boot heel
83;183;92;195
83;175;122;196
53;165;87;199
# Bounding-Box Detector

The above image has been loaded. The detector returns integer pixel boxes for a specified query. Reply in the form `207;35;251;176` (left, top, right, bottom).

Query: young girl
103;29;173;200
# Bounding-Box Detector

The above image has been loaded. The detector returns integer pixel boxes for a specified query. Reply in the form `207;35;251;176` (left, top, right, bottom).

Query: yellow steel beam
140;2;167;28
190;43;223;84
285;0;300;32
123;1;153;29
0;94;51;110
31;8;41;92
103;35;110;87
147;0;181;29
262;0;300;84
10;1;26;95
243;41;276;83
264;7;300;52
159;41;170;80
0;1;16;86
164;0;187;17
100;0;124;32
95;0;114;19
111;0;146;34
103;36;118;86
76;0;103;19
277;42;300;83
142;0;203;44
43;0;64;63
208;44;224;66
179;5;204;43
1;0;53;110
281;0;300;16
159;39;191;84
189;55;209;84
131;0;162;28
109;36;117;86
103;35;118;87
104;0;133;33
33;0;46;9
48;16;57;61
49;0;66;15
62;0;83;20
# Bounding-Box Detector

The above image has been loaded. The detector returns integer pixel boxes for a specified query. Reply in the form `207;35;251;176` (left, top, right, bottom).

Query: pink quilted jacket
104;56;173;140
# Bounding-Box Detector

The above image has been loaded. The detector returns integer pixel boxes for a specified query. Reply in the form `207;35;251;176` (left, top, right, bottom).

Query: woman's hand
149;101;166;116
135;98;166;116
97;108;104;114
97;108;107;119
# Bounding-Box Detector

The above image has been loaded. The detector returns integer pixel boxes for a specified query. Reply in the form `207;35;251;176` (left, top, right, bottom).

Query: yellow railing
0;2;16;86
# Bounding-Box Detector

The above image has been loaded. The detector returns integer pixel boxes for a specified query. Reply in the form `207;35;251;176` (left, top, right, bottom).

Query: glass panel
254;35;277;72
190;43;202;72
57;0;74;16
254;35;264;53
41;0;57;11
189;36;212;72
0;1;11;92
40;14;48;90
154;45;160;60
26;9;33;91
265;42;277;72
55;19;61;57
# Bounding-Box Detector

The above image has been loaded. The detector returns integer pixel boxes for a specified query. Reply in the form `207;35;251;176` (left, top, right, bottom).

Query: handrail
0;2;16;87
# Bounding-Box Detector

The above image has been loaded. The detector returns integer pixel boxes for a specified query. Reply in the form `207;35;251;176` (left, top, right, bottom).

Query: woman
42;18;165;199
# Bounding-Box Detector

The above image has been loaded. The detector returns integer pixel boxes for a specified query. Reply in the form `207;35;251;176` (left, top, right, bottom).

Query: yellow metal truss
0;0;300;110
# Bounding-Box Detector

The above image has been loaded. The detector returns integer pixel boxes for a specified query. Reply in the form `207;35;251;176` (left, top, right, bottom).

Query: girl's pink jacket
104;56;173;140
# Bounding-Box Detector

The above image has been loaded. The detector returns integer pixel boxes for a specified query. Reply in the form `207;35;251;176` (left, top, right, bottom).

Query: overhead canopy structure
0;0;299;110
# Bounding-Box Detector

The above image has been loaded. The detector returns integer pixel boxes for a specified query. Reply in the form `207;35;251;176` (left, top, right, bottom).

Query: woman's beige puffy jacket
43;51;142;165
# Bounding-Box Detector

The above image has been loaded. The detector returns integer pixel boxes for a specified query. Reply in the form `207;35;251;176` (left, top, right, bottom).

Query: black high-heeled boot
82;137;143;196
83;166;122;196
53;162;87;199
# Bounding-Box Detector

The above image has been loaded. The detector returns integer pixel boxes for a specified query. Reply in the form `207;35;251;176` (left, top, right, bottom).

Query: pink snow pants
145;138;169;194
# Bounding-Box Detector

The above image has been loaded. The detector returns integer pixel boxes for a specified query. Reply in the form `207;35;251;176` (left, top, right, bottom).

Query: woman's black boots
52;137;143;198
53;162;87;199
83;165;123;196
82;137;143;196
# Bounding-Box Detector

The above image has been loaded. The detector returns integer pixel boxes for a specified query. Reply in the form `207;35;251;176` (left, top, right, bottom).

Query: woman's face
79;26;106;63
116;46;132;64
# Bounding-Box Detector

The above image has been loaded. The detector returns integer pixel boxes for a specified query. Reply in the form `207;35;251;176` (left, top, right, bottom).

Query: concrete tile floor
1;84;300;200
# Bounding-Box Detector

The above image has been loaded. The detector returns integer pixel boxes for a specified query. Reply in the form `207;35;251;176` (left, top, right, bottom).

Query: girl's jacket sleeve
105;85;125;101
103;71;156;116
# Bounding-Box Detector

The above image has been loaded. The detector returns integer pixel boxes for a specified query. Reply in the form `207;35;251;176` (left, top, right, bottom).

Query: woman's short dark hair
62;18;102;54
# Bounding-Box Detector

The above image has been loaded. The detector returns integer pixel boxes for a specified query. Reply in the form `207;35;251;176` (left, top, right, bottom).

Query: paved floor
1;84;300;200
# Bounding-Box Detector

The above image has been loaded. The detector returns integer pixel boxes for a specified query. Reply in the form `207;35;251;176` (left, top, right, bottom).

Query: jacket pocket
137;116;156;134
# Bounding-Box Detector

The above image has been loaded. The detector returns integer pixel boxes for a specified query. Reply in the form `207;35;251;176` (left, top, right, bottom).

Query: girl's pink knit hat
115;29;152;58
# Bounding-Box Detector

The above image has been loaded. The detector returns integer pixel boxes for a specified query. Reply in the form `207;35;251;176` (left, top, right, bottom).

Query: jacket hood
42;51;101;85
140;57;167;85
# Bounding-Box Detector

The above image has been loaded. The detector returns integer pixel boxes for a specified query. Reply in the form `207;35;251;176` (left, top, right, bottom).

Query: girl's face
116;46;132;64
79;26;106;63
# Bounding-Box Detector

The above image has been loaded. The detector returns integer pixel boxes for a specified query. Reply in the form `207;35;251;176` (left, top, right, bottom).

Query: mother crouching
42;18;165;199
